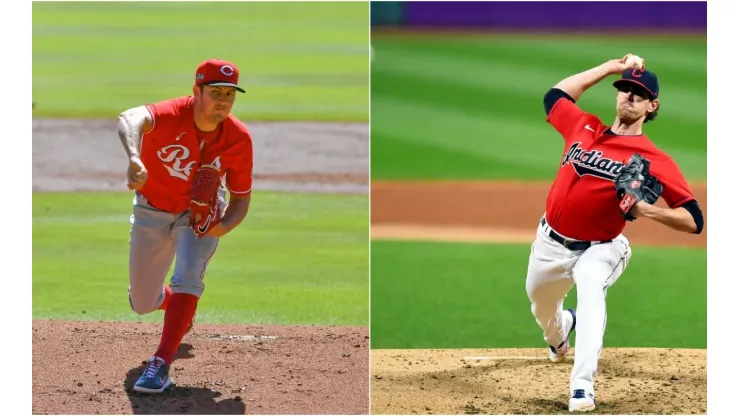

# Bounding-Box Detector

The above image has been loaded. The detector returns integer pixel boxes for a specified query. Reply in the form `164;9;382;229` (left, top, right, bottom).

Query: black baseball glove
614;153;664;221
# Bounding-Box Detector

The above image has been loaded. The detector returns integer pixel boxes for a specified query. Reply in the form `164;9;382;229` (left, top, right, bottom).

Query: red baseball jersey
139;96;254;213
544;97;695;241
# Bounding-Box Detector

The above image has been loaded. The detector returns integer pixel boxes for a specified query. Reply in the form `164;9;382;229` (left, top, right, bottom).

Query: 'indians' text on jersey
544;97;695;241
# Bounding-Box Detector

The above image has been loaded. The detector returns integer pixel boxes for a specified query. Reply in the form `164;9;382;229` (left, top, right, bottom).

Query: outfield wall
371;1;707;31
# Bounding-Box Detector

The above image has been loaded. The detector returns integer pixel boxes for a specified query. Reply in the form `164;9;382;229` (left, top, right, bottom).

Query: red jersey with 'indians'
139;96;254;213
545;97;695;241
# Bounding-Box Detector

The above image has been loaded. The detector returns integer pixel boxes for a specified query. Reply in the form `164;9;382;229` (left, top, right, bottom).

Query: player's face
616;85;658;122
195;85;237;123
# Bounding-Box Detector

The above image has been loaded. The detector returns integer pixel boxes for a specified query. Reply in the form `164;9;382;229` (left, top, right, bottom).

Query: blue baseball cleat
133;356;173;394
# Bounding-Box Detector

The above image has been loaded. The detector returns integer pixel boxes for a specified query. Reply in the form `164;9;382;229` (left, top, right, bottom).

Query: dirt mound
371;181;707;248
371;348;706;415
32;320;368;415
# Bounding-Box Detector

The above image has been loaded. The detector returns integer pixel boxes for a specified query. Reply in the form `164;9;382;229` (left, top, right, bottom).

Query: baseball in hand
625;54;645;69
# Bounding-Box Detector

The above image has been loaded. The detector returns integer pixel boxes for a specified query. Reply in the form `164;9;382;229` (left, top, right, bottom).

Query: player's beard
617;103;643;124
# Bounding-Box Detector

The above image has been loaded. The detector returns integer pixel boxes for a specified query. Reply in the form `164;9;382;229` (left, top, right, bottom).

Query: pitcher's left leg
569;237;631;410
153;214;220;366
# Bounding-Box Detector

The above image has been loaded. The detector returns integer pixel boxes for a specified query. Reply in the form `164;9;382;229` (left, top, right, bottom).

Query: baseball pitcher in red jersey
526;54;704;412
116;58;254;393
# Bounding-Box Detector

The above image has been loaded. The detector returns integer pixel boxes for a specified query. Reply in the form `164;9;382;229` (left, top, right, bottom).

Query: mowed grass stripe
370;131;557;179
372;96;563;172
371;68;706;150
372;46;706;124
376;39;706;89
375;34;706;73
372;93;706;179
437;37;707;76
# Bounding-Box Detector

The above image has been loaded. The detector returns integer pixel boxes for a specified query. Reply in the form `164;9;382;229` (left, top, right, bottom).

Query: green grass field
371;34;707;180
32;2;369;121
370;240;706;349
33;191;369;326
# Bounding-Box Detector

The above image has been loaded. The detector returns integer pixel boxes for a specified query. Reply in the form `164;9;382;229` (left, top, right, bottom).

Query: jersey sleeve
144;99;180;135
546;95;589;140
650;155;696;208
225;141;254;195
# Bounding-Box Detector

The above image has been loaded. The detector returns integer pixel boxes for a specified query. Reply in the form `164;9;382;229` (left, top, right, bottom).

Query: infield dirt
371;348;706;415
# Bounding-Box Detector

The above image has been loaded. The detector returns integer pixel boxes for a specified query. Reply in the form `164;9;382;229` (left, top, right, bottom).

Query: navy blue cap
613;68;659;99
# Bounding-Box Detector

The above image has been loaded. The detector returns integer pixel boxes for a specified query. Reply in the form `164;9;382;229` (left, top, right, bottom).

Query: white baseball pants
525;216;632;398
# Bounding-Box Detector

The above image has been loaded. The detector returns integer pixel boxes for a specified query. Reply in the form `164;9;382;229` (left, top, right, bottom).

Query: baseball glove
614;153;664;221
189;163;222;238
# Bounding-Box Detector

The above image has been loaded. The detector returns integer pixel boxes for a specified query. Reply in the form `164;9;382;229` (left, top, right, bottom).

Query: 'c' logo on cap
220;65;234;76
631;68;644;78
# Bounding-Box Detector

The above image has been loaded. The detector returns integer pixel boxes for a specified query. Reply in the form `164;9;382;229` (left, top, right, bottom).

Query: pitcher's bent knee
128;289;163;315
128;296;160;315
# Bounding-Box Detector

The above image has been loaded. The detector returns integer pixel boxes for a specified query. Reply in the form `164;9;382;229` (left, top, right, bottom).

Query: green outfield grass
371;34;706;180
370;240;706;349
33;191;368;326
32;2;369;121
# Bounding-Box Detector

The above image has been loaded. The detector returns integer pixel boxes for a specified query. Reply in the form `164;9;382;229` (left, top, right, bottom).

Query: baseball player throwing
526;54;704;412
116;58;254;393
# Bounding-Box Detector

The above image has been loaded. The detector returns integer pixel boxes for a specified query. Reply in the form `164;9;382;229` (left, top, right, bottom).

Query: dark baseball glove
614;153;664;221
189;163;222;238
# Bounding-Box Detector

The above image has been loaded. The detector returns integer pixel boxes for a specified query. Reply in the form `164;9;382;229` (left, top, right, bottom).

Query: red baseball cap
194;58;245;93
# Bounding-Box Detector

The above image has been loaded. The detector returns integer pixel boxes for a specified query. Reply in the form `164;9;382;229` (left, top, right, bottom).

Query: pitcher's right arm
117;106;153;190
117;106;153;159
544;55;635;139
553;55;634;102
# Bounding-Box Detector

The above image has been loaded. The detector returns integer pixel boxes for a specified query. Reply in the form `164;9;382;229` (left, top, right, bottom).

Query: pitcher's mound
33;320;368;415
371;348;705;415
